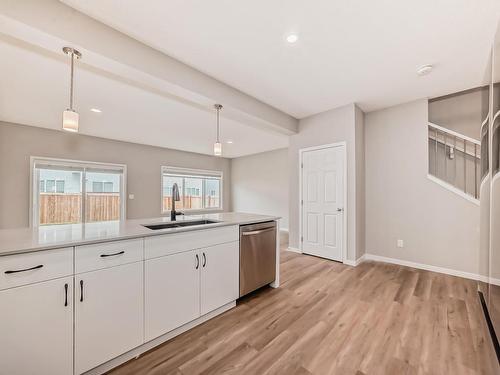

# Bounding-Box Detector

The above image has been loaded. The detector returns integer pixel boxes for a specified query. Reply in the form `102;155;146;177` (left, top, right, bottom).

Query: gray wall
288;104;365;262
355;106;366;259
0;121;231;229
365;100;481;275
429;87;489;141
231;148;289;230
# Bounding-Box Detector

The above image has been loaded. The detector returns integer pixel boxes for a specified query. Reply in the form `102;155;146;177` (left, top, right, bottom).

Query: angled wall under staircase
428;121;482;203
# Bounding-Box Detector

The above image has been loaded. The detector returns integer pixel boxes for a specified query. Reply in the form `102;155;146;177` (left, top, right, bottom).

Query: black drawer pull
100;251;125;258
5;264;43;274
202;252;206;268
195;254;199;269
64;283;68;307
80;280;84;302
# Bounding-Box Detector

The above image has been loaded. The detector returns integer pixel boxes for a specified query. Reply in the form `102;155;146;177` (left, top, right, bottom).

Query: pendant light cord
69;51;74;110
216;106;220;142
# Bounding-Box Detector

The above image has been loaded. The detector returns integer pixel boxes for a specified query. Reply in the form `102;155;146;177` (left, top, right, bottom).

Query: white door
201;241;239;315
75;262;143;374
301;145;345;261
145;250;201;341
0;277;73;375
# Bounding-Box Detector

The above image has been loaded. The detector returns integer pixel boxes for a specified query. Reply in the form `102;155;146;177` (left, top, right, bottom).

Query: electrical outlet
397;239;404;248
128;194;135;200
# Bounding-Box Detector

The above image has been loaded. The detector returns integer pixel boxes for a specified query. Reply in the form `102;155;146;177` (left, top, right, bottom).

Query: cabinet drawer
0;248;73;290
76;239;143;274
144;226;238;259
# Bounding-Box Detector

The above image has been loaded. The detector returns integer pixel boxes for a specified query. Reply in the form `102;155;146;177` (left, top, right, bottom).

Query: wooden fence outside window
39;194;220;225
39;193;121;225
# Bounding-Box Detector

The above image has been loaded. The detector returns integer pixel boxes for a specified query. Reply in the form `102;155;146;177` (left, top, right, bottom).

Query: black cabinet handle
5;264;43;274
100;251;125;258
202;252;206;268
195;254;199;269
80;280;84;302
64;283;68;307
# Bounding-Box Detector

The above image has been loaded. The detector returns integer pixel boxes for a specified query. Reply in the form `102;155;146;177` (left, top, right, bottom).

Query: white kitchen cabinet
144;238;240;342
75;239;144;274
201;241;239;315
144;225;238;259
0;277;73;375
0;247;73;290
75;262;143;374
0;222;251;374
145;249;200;341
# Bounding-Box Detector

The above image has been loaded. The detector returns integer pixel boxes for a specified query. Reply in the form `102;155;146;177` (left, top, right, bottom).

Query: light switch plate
129;194;135;200
397;239;404;248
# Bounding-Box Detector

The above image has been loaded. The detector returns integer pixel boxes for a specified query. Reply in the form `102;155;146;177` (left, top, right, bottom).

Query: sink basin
142;220;219;230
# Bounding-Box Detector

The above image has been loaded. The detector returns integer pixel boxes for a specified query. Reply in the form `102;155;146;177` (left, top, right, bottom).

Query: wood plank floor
109;250;499;375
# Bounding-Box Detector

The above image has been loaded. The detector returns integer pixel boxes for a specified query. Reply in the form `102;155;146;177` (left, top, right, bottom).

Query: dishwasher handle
241;227;275;236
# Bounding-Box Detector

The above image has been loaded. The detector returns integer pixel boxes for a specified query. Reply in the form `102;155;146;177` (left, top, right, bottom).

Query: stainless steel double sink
142;220;219;230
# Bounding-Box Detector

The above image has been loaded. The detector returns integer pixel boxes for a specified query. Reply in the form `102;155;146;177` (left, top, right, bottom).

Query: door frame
299;142;347;263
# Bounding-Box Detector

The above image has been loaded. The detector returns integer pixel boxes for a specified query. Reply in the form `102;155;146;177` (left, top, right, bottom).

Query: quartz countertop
0;212;280;256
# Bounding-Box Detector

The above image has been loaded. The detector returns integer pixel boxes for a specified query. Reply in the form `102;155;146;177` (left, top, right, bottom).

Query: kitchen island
0;212;280;375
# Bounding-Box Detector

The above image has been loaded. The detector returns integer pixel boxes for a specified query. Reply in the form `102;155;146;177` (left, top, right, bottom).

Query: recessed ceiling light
417;64;433;76
90;108;102;113
226;140;233;144
286;33;298;44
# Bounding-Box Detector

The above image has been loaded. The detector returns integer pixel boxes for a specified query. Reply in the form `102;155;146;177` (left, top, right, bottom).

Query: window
46;179;56;193
161;166;222;213
56;180;65;193
92;181;104;193
31;157;126;226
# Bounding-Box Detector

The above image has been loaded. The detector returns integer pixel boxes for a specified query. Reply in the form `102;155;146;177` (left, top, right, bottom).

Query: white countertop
0;212;280;256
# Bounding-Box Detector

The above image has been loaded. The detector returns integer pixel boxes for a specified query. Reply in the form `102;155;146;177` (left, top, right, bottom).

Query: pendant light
214;104;223;156
62;47;82;132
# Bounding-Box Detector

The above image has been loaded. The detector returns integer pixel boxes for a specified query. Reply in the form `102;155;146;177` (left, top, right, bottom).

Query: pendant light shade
214;104;223;156
62;47;82;132
214;142;222;156
62;110;79;132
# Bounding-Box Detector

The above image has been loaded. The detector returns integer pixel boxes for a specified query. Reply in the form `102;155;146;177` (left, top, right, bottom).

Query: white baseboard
344;254;365;267
284;248;500;286
363;253;490;283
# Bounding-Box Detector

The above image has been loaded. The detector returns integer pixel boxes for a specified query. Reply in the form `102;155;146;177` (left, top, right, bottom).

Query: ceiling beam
0;0;298;135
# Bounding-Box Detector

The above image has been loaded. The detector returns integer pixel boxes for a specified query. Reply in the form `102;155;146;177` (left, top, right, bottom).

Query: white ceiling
61;0;500;118
0;38;288;158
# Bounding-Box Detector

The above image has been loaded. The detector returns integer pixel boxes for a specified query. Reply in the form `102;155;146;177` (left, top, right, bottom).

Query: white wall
365;100;481;275
231;148;289;230
0;0;298;136
288;104;365;262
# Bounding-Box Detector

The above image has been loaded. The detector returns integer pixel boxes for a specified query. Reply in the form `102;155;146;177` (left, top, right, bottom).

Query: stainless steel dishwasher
239;221;277;297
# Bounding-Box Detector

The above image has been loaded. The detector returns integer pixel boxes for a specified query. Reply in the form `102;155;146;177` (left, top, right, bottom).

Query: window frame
160;166;223;215
30;156;127;227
